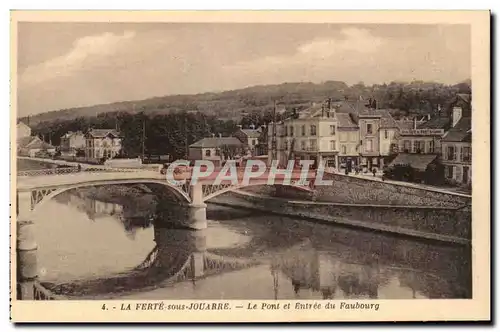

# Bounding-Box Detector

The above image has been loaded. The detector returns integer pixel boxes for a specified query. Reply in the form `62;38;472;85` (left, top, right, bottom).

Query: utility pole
185;115;189;159
271;100;277;162
141;118;146;161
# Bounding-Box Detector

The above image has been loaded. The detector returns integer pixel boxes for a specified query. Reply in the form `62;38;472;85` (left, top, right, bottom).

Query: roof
388;153;438;171
17;136;54;150
396;121;416;130
358;109;398;128
442;117;472;142
86;129;121;138
457;93;471;104
27;140;55;150
336;113;358;128
240;129;261;138
417;117;450;129
17;121;31;129
61;131;84;139
189;137;245;148
17;136;39;148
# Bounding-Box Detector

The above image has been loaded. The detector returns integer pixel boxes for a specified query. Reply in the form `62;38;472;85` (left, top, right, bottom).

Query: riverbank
209;191;470;245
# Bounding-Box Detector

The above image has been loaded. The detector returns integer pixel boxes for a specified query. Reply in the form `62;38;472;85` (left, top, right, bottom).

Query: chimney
218;133;222;138
413;117;417;130
452;107;463;127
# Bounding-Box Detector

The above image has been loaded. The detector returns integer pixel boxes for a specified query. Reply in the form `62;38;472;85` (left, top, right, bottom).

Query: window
366;139;373;152
301;140;306;150
205;149;211;157
445;165;454;179
403;140;411;153
327;159;336;168
285;141;289;150
372;158;378;165
330;125;336;135
301;125;306;136
290;126;294;137
447;146;456;161
462;146;471;162
384;130;388;139
310;125;317;136
284;126;288;136
341;145;347;154
463;166;470;184
366;123;373;134
429;140;435;153
330;140;336;151
251;139;256;146
309;139;317;150
414;141;424;153
215;149;220;156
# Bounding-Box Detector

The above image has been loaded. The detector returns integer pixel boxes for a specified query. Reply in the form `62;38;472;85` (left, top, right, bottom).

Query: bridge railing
33;281;64;300
17;167;147;177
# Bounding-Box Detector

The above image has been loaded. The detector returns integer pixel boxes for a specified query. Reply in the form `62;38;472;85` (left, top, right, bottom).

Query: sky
16;23;471;116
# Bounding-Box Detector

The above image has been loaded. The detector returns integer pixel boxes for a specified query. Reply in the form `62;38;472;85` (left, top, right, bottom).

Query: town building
60;131;86;156
356;109;399;172
84;129;122;161
16;121;56;157
233;125;263;152
397;118;445;155
188;136;245;167
440;107;472;186
268;101;339;170
17;121;32;140
267;98;400;172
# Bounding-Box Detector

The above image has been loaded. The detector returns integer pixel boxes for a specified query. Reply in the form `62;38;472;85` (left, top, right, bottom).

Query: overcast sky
17;23;470;116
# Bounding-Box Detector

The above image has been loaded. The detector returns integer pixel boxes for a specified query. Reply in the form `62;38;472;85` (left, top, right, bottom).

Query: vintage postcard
10;10;490;323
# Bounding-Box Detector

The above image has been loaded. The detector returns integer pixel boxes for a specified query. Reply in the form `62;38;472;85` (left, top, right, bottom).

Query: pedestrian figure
372;168;376;177
78;164;82;172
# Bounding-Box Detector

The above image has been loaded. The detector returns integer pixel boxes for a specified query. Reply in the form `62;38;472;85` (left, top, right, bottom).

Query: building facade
188;136;245;167
17;121;32;139
268;102;339;170
84;129;122;160
440;109;472;186
233;126;263;153
60;131;86;156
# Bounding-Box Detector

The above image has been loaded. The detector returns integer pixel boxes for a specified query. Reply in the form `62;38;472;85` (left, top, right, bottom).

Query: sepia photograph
10;10;490;323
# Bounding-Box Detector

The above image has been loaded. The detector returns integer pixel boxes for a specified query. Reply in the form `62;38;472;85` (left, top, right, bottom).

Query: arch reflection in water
42;218;259;299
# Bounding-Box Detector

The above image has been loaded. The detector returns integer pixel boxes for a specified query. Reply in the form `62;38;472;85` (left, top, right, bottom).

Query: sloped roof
240;129;261;138
336;113;358;128
190;137;244;148
86;129;121;138
396;121;416;130
17;136;39;148
442;117;471;142
388;153;438;171
27;140;55;150
417;117;450;129
61;131;84;139
358;109;398;128
457;93;471;104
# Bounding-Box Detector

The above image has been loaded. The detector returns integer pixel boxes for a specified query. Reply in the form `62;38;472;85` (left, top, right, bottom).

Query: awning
388;153;438;171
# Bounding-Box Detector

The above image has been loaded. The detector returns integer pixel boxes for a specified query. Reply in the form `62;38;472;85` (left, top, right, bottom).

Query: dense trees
31;111;239;160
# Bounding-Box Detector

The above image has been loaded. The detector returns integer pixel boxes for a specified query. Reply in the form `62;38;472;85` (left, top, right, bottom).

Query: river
18;159;471;300
30;188;471;300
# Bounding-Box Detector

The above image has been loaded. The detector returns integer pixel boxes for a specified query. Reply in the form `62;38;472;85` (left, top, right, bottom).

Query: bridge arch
21;179;192;219
202;182;314;202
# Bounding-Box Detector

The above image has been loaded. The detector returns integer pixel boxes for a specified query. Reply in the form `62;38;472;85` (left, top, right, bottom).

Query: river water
18;159;471;300
30;188;471;300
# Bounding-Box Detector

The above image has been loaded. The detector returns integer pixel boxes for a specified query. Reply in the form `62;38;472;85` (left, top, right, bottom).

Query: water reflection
35;188;470;300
